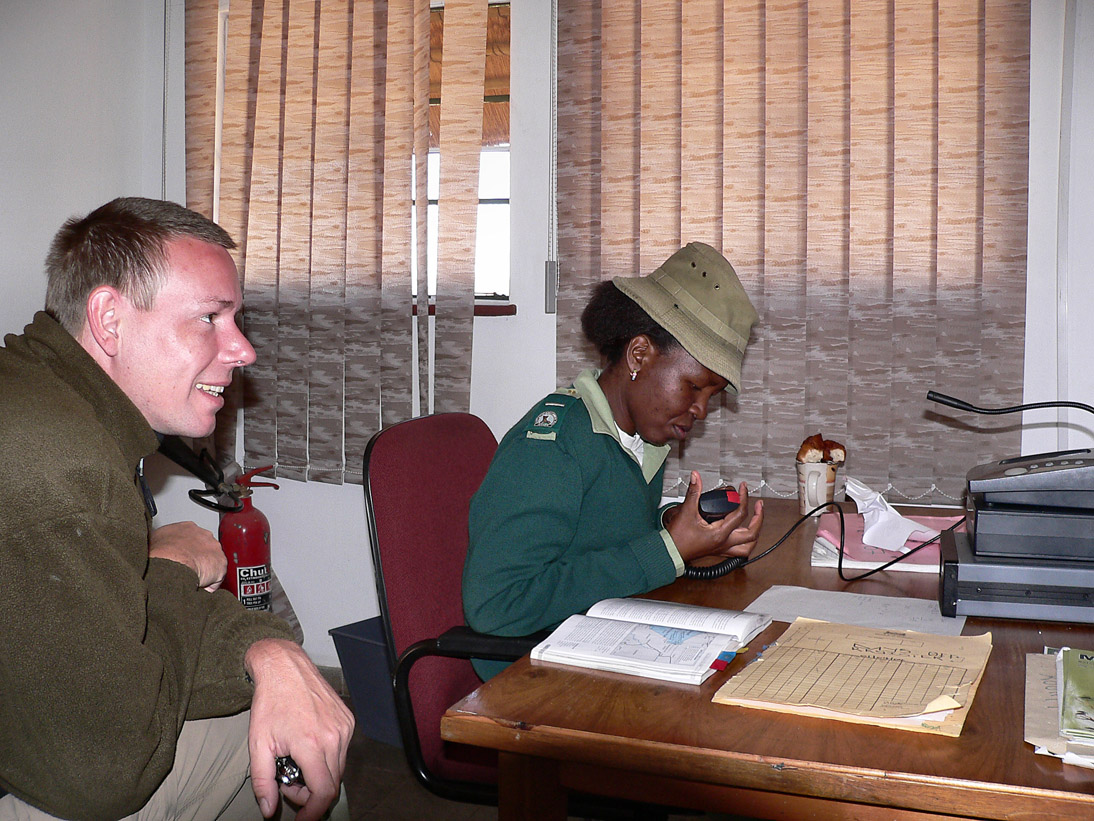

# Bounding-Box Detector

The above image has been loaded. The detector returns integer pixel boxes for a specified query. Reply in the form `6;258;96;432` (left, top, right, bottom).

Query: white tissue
843;477;940;551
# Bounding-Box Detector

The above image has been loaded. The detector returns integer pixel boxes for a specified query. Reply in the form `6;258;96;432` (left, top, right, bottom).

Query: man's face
112;236;255;437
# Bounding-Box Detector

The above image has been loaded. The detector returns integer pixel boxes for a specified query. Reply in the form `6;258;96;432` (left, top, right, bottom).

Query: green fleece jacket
0;313;294;820
463;370;681;678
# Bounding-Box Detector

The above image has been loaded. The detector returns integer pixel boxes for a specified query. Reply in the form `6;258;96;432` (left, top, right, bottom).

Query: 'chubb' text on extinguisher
219;465;279;612
234;562;272;611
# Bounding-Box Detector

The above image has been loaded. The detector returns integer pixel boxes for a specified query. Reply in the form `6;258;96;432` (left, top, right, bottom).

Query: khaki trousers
0;711;348;821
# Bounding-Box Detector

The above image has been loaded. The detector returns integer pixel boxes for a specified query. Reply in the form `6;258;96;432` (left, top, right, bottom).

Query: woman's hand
664;472;764;565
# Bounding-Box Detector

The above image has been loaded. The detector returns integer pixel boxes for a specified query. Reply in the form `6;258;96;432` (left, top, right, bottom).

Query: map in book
611;624;719;664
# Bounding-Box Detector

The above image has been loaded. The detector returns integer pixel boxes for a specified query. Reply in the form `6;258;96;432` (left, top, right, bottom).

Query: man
0;198;354;820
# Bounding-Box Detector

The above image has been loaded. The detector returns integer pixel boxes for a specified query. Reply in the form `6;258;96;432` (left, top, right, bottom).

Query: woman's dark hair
580;280;680;366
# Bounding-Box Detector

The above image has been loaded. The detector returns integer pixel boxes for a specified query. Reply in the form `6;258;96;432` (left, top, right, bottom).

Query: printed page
586;598;770;644
1027;652;1084;757
712;617;992;736
747;585;966;636
1030;651;1094;765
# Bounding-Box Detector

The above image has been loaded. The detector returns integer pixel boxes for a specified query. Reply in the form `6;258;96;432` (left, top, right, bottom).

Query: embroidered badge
533;410;559;428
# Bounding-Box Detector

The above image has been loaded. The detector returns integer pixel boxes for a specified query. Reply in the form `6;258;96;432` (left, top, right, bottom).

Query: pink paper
815;512;964;565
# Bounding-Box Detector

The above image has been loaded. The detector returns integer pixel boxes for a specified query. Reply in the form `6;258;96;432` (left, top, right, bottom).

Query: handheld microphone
698;486;740;522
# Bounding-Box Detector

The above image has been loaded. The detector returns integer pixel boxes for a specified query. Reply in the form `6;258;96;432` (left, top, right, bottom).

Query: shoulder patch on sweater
532;409;559;429
521;391;580;441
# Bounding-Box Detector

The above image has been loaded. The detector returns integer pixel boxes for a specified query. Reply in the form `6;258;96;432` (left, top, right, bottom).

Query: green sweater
463;370;681;678
0;313;294;820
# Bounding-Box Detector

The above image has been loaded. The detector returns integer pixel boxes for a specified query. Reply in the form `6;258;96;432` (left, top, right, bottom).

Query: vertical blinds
555;0;1030;502
185;0;487;483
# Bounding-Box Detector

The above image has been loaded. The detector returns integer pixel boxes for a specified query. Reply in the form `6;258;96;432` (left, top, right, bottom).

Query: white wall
470;0;558;433
1023;1;1094;454
0;0;1083;668
0;0;184;333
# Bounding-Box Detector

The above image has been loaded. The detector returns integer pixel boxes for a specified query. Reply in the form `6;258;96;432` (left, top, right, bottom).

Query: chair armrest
393;625;547;699
433;625;547;661
390;625;547;803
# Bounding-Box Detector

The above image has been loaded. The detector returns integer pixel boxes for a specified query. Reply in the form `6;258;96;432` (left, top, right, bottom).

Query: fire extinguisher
218;465;279;612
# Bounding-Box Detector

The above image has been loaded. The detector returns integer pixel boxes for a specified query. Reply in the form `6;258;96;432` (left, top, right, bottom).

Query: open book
530;598;771;685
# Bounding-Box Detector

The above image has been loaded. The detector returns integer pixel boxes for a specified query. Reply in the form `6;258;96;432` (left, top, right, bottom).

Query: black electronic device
939;529;1094;623
929;390;1094;621
965;448;1094;561
699;486;740;522
929;392;1094;563
157;434;244;513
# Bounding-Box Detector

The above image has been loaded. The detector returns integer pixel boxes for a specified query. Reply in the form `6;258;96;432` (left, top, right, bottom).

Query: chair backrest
362;412;498;785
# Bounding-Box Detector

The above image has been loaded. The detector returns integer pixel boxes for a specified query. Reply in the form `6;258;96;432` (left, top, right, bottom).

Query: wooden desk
441;500;1094;821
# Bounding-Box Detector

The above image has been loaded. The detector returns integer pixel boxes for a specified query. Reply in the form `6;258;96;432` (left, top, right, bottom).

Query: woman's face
627;342;729;446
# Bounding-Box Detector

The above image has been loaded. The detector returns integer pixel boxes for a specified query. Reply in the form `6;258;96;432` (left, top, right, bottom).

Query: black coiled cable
683;501;844;579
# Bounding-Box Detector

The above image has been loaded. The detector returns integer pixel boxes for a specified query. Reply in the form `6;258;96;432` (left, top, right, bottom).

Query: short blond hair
44;197;236;334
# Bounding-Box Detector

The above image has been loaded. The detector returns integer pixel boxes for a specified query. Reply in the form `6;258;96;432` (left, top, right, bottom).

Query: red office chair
363;412;687;818
362;412;537;803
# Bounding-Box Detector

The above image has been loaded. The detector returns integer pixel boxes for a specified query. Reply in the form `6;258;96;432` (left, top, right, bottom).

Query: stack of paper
811;512;963;574
1026;648;1094;767
712;617;992;736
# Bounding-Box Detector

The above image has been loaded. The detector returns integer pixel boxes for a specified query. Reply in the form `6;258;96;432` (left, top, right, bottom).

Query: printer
926;391;1094;622
939;449;1094;622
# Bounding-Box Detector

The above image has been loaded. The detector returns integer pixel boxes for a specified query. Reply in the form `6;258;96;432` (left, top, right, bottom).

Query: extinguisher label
236;564;272;612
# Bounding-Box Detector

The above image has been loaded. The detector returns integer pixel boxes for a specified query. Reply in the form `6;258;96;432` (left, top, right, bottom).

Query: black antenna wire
927;390;1094;418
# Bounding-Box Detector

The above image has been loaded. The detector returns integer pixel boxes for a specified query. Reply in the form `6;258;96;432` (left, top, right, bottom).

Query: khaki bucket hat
612;242;758;393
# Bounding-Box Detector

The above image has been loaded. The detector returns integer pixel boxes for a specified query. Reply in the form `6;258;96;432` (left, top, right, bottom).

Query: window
419;2;511;300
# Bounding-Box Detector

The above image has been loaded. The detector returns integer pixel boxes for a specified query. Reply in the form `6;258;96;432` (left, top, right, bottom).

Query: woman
463;242;764;678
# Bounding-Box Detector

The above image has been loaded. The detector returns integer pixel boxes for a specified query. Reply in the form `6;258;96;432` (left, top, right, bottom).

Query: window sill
411;300;517;317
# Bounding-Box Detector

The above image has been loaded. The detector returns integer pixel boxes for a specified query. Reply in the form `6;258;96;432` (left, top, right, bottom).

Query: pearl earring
630;370;638;381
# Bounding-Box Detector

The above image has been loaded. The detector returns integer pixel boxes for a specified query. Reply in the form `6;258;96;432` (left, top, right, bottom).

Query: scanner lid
967;448;1094;508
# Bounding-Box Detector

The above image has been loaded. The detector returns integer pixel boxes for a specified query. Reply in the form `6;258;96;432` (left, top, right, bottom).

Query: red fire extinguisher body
219;466;278;612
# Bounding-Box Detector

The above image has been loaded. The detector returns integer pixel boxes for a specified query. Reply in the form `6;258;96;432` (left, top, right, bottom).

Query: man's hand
245;638;355;820
666;472;764;565
148;521;228;591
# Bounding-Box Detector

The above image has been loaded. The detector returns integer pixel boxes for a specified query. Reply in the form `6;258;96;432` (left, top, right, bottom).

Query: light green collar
572;369;670;483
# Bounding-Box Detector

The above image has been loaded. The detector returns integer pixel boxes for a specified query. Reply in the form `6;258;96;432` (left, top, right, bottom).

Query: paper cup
796;460;838;516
